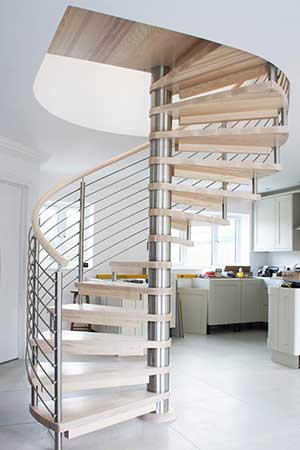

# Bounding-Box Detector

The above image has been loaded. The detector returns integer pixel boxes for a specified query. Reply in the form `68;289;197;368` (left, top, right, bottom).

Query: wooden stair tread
29;360;170;392
150;182;261;201
172;192;221;210
176;144;272;155
75;280;172;300
150;157;282;180
150;208;230;226
109;261;172;270
150;45;266;94
35;330;171;356
58;303;171;325
179;109;279;125
151;81;287;121
150;126;288;147
30;388;169;438
148;235;194;247
180;66;267;99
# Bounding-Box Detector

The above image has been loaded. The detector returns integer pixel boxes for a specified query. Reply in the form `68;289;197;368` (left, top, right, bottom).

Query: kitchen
174;189;300;370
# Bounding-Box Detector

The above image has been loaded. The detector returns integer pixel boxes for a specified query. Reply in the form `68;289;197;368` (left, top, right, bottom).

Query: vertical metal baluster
31;235;38;407
186;221;192;241
268;64;280;164
78;179;86;304
54;268;63;450
252;177;258;195
221;122;228;220
147;65;172;418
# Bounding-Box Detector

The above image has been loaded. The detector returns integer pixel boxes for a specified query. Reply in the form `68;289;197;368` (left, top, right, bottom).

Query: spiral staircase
26;7;289;450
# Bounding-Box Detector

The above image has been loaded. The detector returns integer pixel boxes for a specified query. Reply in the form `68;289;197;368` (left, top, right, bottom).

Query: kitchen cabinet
268;287;300;368
253;197;275;252
209;281;241;325
178;288;208;335
241;279;267;323
253;193;300;252
193;278;267;327
275;195;293;251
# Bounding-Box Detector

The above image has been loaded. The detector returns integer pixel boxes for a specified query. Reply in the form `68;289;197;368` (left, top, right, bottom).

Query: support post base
139;408;176;424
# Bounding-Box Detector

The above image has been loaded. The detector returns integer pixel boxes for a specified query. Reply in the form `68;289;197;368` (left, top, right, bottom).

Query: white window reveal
39;201;94;270
177;213;250;268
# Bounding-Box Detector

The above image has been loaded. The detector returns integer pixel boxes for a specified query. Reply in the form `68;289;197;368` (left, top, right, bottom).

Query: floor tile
1;330;300;450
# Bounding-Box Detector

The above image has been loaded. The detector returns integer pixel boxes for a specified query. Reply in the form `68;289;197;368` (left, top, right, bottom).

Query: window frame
175;213;249;268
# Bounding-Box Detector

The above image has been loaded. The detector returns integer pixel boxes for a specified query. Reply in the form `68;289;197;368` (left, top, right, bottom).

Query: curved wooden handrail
32;142;149;267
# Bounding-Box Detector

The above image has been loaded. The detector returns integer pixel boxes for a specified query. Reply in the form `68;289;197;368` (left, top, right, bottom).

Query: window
214;218;237;265
176;213;250;268
184;225;212;266
171;228;184;265
40;202;94;269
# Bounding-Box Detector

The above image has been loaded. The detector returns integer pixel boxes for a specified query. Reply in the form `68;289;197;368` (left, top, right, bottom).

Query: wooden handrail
32;142;149;267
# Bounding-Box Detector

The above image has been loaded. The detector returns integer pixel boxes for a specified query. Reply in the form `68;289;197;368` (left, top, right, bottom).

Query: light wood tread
150;157;282;180
150;208;230;226
150;126;288;147
29;360;170;393
179;109;279;125
149;182;261;201
109;261;172;271
150;81;288;120
175;144;272;155
30;388;169;438
148;235;194;247
150;45;266;94
171;219;189;231
56;303;172;326
75;280;172;300
34;331;171;356
180;65;268;99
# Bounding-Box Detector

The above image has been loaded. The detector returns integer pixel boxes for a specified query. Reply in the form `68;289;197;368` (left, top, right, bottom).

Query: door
278;288;293;354
275;195;292;251
241;280;265;323
253;197;275;251
208;281;241;325
0;181;22;363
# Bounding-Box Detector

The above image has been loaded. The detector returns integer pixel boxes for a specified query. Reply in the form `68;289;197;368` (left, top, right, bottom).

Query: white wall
266;252;300;271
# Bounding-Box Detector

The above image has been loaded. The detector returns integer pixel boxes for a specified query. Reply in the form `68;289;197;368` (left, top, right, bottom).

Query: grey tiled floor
1;330;300;450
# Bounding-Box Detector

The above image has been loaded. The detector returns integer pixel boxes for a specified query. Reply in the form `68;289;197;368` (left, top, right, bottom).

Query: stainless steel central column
147;65;172;415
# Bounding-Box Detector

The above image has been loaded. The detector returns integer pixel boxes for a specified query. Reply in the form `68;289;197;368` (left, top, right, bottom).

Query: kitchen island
268;286;300;368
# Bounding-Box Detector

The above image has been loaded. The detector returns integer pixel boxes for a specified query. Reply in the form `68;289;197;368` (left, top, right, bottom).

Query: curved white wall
34;54;150;137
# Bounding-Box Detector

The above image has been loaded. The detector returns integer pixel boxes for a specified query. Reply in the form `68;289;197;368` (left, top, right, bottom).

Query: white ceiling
1;0;300;191
34;54;151;137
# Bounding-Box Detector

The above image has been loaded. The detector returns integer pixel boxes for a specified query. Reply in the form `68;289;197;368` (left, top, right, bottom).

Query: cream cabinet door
278;288;293;354
241;280;266;323
208;281;241;325
253;197;275;251
179;288;208;335
275;195;292;251
268;287;279;350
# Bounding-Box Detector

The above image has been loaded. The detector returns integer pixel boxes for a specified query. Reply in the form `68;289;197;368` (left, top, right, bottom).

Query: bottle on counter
236;267;244;278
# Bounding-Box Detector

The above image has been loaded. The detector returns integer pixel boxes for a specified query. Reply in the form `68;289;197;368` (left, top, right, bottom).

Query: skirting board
271;350;300;369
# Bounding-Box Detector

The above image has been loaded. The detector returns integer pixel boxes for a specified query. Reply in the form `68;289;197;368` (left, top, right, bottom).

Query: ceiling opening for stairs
34;5;202;137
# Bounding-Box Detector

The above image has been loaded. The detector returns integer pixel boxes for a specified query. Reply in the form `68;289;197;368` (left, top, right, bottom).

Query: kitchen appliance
293;263;300;272
258;265;279;277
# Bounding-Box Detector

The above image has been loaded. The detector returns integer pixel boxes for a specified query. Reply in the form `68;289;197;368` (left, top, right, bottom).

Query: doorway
0;180;23;363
